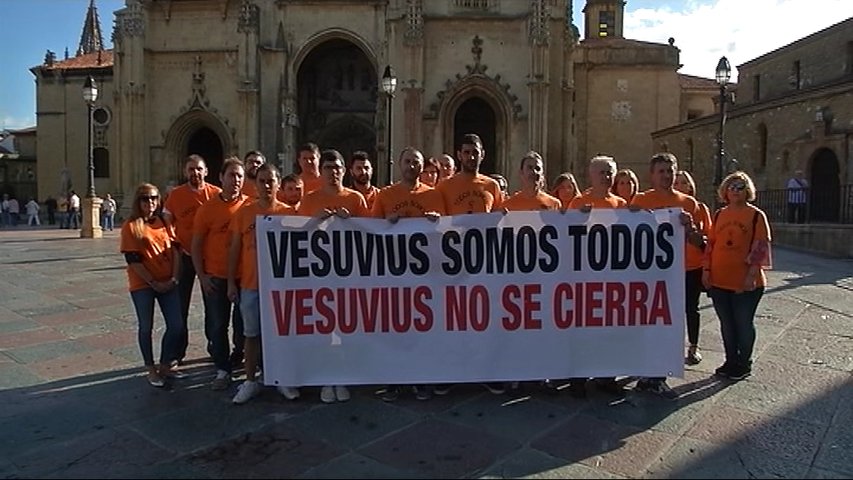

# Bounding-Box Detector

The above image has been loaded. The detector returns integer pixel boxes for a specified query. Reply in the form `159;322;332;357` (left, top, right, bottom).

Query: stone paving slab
0;229;851;479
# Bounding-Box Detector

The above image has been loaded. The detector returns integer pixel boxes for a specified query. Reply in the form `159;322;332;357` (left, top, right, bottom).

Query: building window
453;0;494;11
790;60;801;89
757;124;768;171
93;147;109;178
598;10;615;37
752;74;761;102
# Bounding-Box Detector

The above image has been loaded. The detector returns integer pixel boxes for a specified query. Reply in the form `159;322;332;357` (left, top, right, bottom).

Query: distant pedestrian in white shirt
25;198;41;226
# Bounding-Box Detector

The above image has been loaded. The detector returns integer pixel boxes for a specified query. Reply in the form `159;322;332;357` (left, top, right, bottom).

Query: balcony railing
755;184;853;224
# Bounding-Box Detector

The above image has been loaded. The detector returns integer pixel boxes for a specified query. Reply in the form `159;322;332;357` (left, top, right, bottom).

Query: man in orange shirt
228;163;298;404
162;154;221;368
436;133;503;215
502;151;562;211
278;173;303;207
436;153;456;184
298;149;369;220
349;151;380;209
630;152;703;401
371;147;445;220
569;155;627;211
295;142;324;195
297;149;367;403
241;150;265;202
191;157;249;391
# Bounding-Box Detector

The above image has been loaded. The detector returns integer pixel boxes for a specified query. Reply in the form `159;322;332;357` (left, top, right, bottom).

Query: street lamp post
381;65;397;186
80;75;103;238
714;56;731;194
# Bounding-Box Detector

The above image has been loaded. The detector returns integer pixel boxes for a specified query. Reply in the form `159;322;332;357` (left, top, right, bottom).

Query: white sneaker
277;386;300;400
320;385;336;403
232;380;261;404
334;385;351;402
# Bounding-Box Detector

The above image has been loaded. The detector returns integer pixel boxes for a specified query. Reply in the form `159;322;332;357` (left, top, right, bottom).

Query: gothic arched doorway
296;39;377;163
809;148;840;222
186;127;224;186
453;97;497;175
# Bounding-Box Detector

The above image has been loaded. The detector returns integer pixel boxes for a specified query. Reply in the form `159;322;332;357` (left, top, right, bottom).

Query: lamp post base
80;197;103;239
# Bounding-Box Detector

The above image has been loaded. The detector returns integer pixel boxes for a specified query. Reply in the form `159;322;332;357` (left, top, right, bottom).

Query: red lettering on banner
446;285;490;331
272;290;291;335
295;289;314;335
523;284;542;330
649;281;672;325
470;285;490;331
503;284;542;330
315;288;335;334
413;286;434;332
502;285;522;330
552;282;671;328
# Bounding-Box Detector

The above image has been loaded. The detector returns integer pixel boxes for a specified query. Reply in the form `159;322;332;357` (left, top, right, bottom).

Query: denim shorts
240;289;261;338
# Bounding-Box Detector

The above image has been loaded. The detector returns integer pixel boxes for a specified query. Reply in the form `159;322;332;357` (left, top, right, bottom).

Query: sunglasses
139;195;160;201
727;183;747;191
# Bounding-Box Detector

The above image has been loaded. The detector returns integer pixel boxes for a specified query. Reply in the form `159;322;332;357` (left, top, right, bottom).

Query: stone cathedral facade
32;0;715;204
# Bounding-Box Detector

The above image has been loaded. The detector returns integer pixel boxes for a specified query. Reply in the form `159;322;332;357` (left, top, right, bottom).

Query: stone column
80;196;103;239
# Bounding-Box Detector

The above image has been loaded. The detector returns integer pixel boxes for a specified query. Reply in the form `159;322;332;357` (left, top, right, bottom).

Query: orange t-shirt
300;174;324;195
707;204;771;291
503;191;562;211
630;189;702;270
163;183;221;254
354;185;380;210
120;217;177;292
193;194;248;278
568;192;627;209
297;188;369;218
436;173;502;215
371;182;447;218
241;180;259;203
231;202;295;290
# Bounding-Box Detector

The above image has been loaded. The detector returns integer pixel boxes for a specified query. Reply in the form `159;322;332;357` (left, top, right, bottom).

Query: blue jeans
102;212;115;231
130;286;184;367
201;276;244;373
709;287;765;370
175;253;196;361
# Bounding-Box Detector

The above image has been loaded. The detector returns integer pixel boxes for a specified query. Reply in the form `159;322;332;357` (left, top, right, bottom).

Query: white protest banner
256;210;685;386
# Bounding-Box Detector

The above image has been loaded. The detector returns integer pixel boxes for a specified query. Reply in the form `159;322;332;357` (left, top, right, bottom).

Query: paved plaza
0;227;851;479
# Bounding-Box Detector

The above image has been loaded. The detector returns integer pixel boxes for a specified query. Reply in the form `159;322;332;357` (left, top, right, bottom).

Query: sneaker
727;367;752;381
714;363;736;378
232;380;261;404
211;370;231;391
685;345;703;365
334;385;351;402
433;384;452;396
277;386;300;400
413;385;432;401
595;377;625;395
147;372;165;388
647;380;679;400
320;386;336;403
380;386;401;402
482;382;506;395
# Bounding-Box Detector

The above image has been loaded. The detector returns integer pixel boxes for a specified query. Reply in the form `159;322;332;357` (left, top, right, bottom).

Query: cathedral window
598;10;615;37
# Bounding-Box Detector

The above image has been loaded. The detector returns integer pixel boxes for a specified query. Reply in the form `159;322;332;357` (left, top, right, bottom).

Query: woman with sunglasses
120;184;185;387
703;172;772;381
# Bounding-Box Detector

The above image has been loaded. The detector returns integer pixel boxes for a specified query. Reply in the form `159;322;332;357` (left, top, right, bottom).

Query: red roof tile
39;50;113;71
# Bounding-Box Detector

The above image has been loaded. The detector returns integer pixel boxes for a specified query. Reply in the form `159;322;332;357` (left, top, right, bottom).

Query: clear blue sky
1;0;848;130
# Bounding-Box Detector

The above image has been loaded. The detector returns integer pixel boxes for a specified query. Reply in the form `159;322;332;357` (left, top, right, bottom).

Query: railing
755;184;853;224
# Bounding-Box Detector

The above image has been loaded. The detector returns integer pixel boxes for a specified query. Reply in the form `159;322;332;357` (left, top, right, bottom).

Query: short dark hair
297;142;320;156
255;163;280;181
244;150;265;162
649;152;678;171
460;133;483;149
320;149;344;167
282;173;303;185
221;156;244;175
423;155;439;171
350;150;370;167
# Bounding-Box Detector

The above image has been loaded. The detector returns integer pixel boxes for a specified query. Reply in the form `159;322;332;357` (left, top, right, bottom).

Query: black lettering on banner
485;227;514;274
633;224;654;270
374;233;386;276
310;230;331;277
409;233;429;275
333;231;354;276
516;226;537;273
611;224;632;270
655;223;675;269
538;225;559;272
354;231;375;276
385;234;408;276
463;230;485;274
442;231;462;275
267;231;287;278
568;225;586;271
291;230;310;277
588;224;608;271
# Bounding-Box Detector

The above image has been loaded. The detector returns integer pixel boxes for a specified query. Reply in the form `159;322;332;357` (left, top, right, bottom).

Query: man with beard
241;150;265;202
191;158;248;391
349;151;380;209
436;133;503;215
502;151;561;211
163;154;221;369
278;173;304;207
